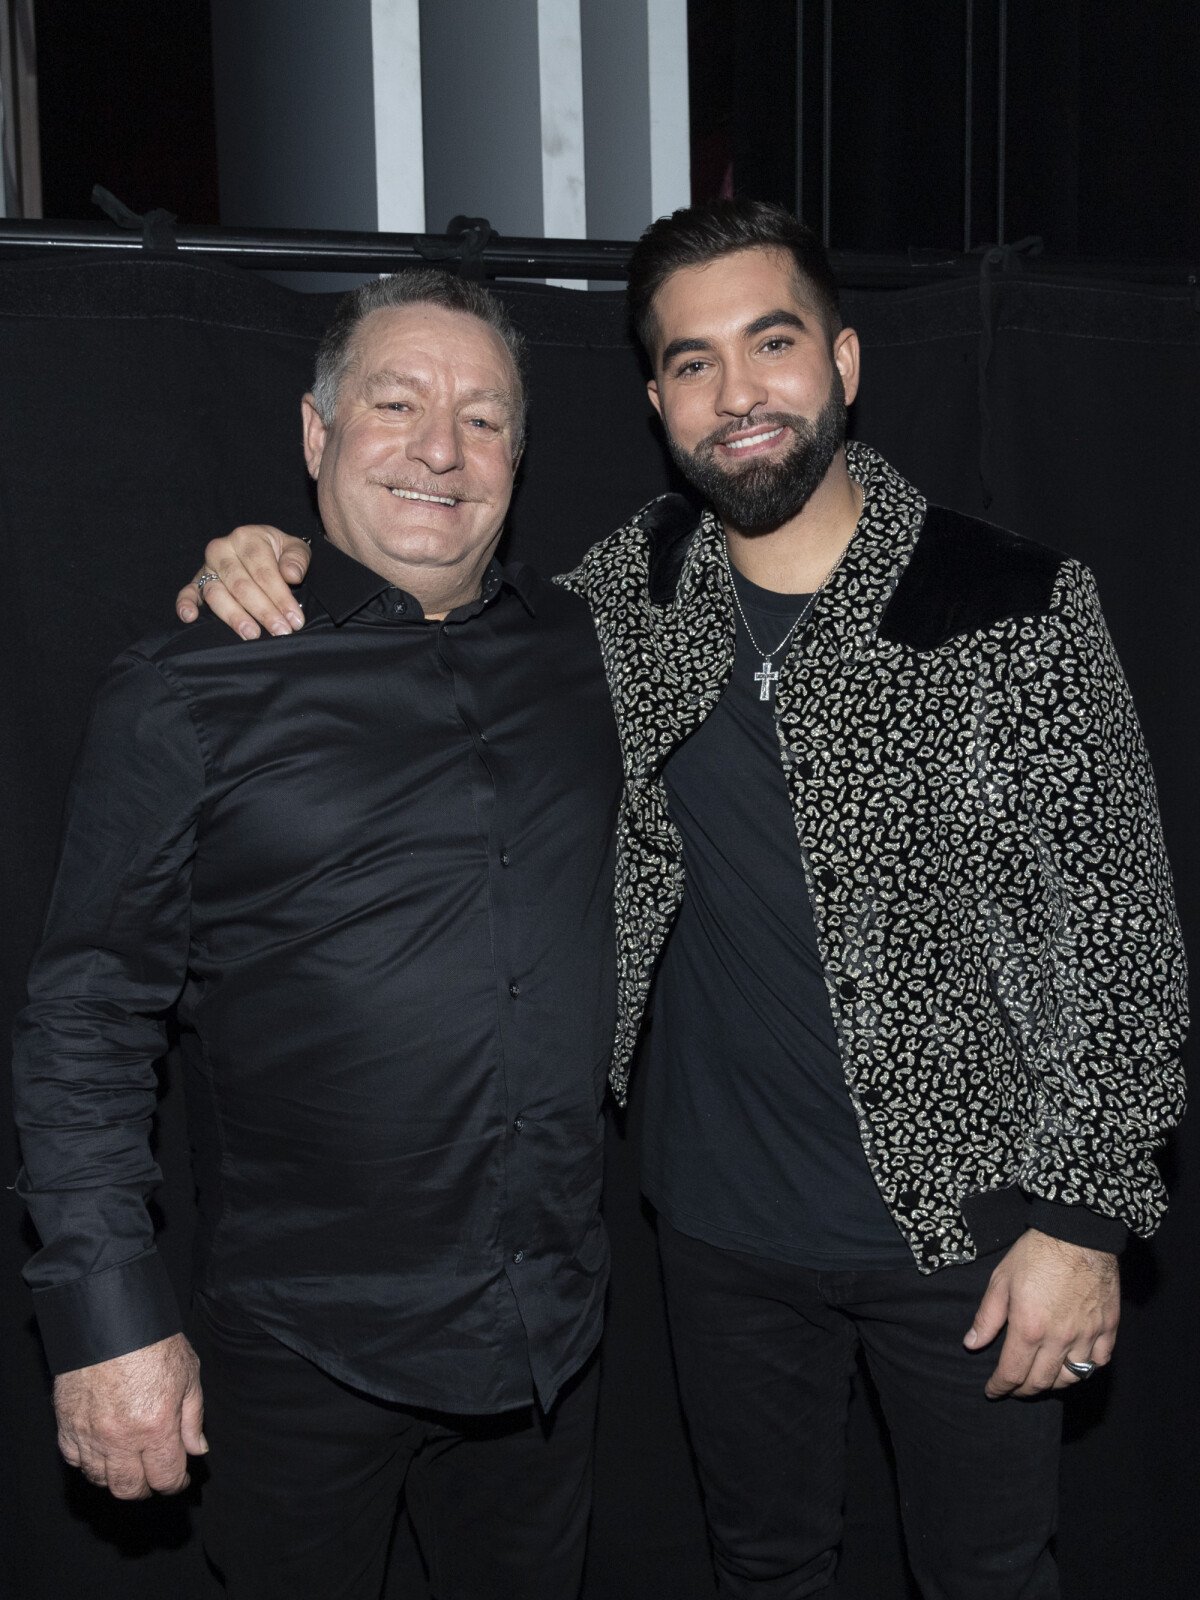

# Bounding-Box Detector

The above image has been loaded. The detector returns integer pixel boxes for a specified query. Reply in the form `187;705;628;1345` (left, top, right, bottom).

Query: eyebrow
660;309;809;370
361;369;515;417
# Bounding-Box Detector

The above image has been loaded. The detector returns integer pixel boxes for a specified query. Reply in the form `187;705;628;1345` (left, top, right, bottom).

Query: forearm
12;649;203;1369
1012;562;1188;1227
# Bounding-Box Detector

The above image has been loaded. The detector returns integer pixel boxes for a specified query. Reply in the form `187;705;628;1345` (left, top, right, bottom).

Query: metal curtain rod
0;219;1191;289
0;219;636;279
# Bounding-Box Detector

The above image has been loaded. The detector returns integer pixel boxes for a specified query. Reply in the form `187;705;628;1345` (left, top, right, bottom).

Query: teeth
724;427;784;451
388;487;458;506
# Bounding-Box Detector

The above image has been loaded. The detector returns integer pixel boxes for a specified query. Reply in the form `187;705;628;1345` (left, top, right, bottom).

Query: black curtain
1;254;1195;1599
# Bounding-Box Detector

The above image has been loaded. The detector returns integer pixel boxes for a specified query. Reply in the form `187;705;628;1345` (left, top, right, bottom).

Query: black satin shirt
13;538;622;1413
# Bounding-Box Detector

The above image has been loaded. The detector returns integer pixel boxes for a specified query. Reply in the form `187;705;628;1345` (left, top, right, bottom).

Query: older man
13;270;621;1600
182;201;1187;1600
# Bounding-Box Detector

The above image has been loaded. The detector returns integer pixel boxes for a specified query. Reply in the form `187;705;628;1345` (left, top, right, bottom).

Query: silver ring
1063;1358;1097;1379
196;571;222;597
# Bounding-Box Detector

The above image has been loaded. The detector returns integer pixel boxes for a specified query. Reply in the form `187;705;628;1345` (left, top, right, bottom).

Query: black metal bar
996;0;1008;245
0;219;1190;289
822;0;833;248
0;220;636;280
963;0;974;253
795;0;805;223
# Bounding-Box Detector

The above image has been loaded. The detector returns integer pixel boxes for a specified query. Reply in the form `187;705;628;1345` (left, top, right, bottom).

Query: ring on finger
196;571;222;598
1063;1357;1097;1379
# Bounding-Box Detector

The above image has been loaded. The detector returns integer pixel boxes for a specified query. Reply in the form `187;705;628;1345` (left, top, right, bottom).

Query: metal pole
0;219;637;279
822;0;833;247
996;0;1008;245
963;0;974;253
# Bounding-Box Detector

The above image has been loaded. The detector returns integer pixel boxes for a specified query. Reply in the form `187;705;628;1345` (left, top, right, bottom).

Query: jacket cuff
1025;1197;1128;1255
33;1250;182;1375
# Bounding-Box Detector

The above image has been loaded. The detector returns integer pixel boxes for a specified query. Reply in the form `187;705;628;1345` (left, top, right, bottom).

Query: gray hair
310;269;528;454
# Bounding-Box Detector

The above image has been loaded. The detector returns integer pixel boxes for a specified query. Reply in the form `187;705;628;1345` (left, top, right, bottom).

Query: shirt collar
301;537;539;625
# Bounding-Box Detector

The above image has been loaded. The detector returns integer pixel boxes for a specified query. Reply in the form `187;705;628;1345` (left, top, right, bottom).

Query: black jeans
656;1220;1062;1600
191;1294;598;1600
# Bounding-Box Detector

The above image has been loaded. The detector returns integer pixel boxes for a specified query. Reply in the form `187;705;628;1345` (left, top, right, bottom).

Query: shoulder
557;492;700;604
880;504;1071;651
506;559;594;627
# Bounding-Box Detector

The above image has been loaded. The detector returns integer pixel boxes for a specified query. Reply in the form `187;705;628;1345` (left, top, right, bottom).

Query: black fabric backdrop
1;255;1196;1599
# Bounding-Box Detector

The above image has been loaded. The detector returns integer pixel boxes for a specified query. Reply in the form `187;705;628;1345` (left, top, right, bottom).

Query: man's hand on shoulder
53;1331;207;1500
963;1228;1119;1399
176;524;312;639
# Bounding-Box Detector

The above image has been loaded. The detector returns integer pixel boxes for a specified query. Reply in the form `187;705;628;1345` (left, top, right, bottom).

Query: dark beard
666;377;847;535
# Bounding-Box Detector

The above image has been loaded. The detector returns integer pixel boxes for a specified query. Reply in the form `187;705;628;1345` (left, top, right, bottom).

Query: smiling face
646;246;860;537
301;304;521;613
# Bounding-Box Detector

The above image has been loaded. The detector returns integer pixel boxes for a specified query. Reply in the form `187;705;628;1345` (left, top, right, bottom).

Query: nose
407;404;464;474
715;354;768;420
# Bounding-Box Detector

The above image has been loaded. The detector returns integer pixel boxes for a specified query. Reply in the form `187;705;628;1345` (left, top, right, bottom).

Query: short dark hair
311;269;528;454
626;198;841;364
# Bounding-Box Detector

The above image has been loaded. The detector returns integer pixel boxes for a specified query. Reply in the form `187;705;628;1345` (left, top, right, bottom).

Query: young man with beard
175;202;1187;1599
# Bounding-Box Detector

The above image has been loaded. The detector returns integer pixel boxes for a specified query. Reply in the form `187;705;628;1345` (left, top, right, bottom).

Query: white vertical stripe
538;0;586;286
647;0;690;219
371;0;426;232
537;0;586;236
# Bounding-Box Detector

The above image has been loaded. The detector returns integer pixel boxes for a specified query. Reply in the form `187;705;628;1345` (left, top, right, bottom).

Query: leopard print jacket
560;443;1188;1271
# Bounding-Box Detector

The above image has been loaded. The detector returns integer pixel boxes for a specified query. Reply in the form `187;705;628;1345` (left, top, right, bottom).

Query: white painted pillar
371;0;426;232
645;0;690;222
537;0;586;285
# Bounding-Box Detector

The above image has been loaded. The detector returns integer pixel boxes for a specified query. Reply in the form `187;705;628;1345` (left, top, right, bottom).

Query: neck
326;534;497;621
724;449;862;594
405;566;489;621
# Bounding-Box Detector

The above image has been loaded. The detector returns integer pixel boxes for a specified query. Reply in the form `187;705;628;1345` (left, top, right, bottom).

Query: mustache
377;478;481;502
695;413;806;458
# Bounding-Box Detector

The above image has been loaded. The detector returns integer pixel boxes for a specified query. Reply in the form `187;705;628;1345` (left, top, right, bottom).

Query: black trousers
656;1220;1063;1600
191;1295;599;1600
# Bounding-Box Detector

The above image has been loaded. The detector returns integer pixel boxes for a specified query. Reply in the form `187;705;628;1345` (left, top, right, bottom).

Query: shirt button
796;757;814;781
512;1250;525;1264
500;850;511;867
838;977;858;1001
818;867;839;893
513;1115;525;1133
508;981;521;998
478;730;489;743
391;599;406;616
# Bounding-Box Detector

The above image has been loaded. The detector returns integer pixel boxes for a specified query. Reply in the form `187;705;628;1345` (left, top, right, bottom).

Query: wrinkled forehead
347;304;520;400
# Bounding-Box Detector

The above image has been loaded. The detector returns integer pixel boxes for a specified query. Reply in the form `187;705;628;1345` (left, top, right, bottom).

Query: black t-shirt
641;563;912;1269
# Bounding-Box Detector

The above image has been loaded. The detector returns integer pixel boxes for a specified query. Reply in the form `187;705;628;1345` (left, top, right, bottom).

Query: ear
301;394;328;481
833;328;861;407
647;377;663;421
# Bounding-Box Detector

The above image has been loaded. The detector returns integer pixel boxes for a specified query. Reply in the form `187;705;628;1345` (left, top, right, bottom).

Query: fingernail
199;1435;210;1454
180;605;197;622
239;623;261;640
964;1329;977;1347
269;621;292;637
287;610;305;629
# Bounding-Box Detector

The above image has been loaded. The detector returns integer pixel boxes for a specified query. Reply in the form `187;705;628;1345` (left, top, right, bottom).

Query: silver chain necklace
722;532;854;702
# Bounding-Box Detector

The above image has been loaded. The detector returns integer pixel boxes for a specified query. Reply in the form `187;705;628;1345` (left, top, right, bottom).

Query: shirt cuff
33;1250;183;1375
1025;1197;1128;1255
